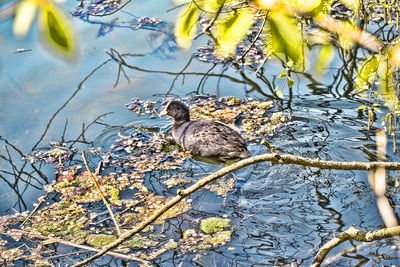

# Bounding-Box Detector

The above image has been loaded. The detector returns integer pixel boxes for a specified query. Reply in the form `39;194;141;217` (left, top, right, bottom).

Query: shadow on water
2;4;400;265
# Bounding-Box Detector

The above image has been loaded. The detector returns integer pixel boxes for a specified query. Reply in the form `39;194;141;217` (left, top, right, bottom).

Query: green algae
200;217;231;234
86;234;117;248
164;240;178;250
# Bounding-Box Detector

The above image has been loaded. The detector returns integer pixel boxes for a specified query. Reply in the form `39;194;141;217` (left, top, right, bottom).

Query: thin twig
203;0;226;34
20;193;49;227
237;12;268;62
254;50;272;75
81;151;122;237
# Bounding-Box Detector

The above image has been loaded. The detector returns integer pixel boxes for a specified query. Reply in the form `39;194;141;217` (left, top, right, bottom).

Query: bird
159;100;251;160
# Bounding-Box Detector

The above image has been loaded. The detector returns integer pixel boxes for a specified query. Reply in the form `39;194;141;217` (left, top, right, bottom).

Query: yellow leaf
215;9;255;57
390;45;400;67
287;77;294;88
290;0;322;13
200;0;227;13
174;4;200;49
38;3;78;59
278;68;287;78
13;0;38;38
339;0;357;10
255;0;287;11
268;11;302;65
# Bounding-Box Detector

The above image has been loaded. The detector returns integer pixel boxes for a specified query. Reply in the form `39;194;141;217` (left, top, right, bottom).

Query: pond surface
1;0;400;266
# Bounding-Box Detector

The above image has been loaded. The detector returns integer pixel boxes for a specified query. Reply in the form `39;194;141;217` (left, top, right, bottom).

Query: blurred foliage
4;0;400;136
11;0;78;60
173;0;400;139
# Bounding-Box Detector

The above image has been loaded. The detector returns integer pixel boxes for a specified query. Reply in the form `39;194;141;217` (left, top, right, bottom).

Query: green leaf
215;8;255;57
174;4;200;49
38;4;78;59
287;77;295;88
278;68;287;78
268;11;303;66
314;44;335;74
357;105;366;111
13;0;38;38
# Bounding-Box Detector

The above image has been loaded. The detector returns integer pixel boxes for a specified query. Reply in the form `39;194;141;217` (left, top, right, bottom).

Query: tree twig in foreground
73;152;400;266
312;226;400;267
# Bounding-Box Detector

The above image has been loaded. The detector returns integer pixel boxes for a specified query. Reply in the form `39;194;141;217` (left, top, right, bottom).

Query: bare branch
73;152;400;266
82;151;122;237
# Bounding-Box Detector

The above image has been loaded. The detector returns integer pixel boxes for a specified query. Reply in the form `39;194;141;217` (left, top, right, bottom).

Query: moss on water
200;217;231;234
86;234;117;248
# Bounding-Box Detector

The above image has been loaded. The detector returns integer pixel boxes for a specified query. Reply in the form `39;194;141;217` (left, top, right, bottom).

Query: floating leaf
174;4;200;49
38;3;78;59
13;0;38;38
268;11;303;65
215;8;255;57
314;44;335;74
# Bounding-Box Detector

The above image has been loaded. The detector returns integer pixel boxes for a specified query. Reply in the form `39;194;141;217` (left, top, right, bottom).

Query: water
1;0;400;266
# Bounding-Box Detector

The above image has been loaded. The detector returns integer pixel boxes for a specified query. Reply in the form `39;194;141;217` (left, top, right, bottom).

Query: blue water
1;0;399;265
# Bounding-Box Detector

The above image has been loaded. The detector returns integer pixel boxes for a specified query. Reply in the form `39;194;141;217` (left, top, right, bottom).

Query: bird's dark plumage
160;101;251;160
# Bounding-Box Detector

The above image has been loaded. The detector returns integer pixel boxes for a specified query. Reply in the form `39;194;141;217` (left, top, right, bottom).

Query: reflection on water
1;0;400;265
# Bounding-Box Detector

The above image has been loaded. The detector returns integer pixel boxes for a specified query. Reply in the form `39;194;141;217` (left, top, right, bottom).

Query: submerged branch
73;152;400;266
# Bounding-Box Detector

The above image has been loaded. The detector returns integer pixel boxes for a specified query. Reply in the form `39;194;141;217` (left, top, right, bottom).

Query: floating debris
72;0;123;17
179;220;232;253
22;143;73;165
134;17;162;29
14;48;32;54
162;173;192;188
207;176;236;196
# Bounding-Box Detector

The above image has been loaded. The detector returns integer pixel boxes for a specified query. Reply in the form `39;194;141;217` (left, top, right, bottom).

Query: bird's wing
179;121;247;158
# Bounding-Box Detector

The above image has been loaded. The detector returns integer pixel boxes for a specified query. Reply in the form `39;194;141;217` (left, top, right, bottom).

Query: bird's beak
159;101;170;118
159;107;168;117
